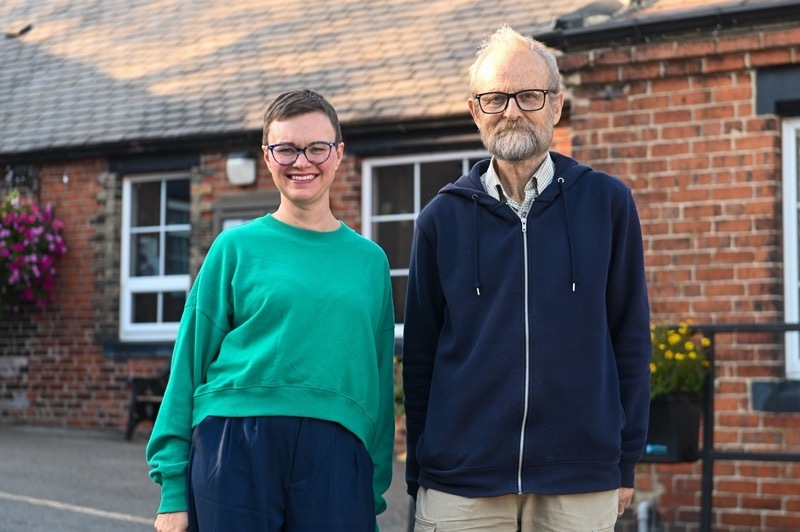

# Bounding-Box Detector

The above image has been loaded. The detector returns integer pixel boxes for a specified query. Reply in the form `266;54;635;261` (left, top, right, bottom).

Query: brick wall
560;25;800;532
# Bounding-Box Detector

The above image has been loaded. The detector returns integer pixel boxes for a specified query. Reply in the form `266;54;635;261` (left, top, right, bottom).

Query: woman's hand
154;511;189;532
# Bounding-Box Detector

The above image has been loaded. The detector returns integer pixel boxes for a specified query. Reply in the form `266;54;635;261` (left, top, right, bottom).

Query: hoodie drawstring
557;177;577;292
472;194;481;295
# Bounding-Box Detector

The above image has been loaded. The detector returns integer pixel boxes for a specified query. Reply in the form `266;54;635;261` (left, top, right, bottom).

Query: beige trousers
414;486;618;532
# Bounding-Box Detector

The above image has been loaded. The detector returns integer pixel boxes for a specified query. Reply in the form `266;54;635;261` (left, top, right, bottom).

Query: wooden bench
125;365;170;441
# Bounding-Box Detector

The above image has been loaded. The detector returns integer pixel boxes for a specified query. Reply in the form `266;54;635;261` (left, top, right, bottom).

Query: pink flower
0;189;67;313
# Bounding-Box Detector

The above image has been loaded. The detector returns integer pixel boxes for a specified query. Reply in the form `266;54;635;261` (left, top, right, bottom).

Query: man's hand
618;487;635;517
154;511;189;532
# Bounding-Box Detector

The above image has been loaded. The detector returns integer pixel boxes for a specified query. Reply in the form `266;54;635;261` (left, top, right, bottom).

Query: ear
468;97;480;127
262;145;273;173
551;92;565;126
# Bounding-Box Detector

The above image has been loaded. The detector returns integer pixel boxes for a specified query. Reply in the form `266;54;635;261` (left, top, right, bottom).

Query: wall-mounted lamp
226;152;256;186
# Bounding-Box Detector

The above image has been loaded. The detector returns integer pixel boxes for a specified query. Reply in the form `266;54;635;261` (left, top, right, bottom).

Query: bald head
468;25;561;94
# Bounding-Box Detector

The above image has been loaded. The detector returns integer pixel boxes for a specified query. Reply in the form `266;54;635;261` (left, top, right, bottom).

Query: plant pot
640;394;702;463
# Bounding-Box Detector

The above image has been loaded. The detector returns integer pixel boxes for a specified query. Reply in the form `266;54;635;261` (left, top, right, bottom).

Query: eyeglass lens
478;90;547;113
271;142;333;165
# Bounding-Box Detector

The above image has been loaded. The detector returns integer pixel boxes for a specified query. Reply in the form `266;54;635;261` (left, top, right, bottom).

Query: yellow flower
650;321;711;399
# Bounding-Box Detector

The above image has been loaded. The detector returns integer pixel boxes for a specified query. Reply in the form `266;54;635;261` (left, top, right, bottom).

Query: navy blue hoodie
403;152;651;499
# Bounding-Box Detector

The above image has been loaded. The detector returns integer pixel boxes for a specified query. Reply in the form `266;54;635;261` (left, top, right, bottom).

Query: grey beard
482;124;551;162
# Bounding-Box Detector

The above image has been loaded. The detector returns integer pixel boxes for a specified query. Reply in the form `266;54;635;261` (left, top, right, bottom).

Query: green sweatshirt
146;214;395;516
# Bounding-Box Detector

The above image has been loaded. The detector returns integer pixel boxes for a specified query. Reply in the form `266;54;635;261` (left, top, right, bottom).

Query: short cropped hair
262;89;342;145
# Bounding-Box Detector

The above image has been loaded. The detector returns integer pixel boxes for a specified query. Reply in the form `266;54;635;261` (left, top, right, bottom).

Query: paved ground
0;424;412;532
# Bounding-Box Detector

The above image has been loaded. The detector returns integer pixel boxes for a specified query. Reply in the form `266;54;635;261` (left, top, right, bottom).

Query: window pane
420;160;462;205
132;233;160;276
373;220;413;270
132;181;161;227
165;230;190;275
373;165;413;215
133;293;158;323
166;179;190;225
163;291;186;322
391;276;408;324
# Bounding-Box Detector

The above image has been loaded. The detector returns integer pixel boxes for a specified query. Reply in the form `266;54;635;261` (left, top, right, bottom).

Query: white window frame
120;173;191;341
362;150;488;338
781;117;800;380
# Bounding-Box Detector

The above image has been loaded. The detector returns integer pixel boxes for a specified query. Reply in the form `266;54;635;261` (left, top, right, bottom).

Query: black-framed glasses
265;141;337;166
473;89;554;114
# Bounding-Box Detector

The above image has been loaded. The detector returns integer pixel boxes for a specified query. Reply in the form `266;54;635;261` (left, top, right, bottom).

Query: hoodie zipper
518;215;531;493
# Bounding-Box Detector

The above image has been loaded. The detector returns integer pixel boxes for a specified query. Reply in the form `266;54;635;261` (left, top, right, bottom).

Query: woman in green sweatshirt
147;89;395;532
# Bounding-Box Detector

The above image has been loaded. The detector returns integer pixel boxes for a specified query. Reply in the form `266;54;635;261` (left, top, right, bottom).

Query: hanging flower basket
641;322;711;463
0;189;68;313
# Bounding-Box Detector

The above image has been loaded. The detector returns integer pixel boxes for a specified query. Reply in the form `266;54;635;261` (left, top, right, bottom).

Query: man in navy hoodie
403;25;651;531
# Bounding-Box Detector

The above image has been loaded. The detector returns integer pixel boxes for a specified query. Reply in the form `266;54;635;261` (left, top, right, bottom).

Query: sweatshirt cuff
157;474;188;514
619;460;636;488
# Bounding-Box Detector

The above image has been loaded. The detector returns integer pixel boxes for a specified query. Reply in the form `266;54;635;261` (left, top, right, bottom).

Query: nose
293;150;313;167
503;97;524;119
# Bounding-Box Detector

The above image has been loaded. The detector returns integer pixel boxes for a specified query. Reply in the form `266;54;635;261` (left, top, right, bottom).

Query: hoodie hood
436;152;594;295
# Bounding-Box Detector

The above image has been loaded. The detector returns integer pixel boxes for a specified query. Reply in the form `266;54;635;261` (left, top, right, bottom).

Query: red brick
652;142;690;157
595;48;631;65
581;66;620;84
750;48;795;67
719;511;763;527
693;73;735;89
664;59;704;77
713;85;752;102
676;39;717;58
654;109;693;124
694;104;736;120
704;54;748;74
766;513;800;529
632;94;671;110
662;124;701;139
717;34;762;53
621;62;662;82
632;42;676;62
764;27;800;47
734;135;780;150
672;90;712;106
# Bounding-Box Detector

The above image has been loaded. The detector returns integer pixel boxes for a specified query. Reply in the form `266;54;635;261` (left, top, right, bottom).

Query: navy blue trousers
187;416;375;531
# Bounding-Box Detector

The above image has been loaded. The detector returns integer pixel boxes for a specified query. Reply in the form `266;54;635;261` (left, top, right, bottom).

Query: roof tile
0;0;764;154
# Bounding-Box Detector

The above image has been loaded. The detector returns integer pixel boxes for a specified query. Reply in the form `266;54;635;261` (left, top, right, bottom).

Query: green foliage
650;321;711;399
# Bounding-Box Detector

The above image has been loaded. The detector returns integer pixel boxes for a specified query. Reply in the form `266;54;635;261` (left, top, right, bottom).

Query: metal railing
697;322;800;531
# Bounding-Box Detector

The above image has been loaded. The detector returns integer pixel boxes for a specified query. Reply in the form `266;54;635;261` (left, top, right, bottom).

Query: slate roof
0;0;791;157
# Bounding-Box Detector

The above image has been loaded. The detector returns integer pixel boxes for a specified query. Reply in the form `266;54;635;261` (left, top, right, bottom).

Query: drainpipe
637;499;651;532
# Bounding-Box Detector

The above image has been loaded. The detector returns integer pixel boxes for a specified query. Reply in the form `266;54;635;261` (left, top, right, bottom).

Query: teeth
291;175;315;181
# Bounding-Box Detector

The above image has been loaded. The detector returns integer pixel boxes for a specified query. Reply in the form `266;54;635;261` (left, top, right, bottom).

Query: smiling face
468;43;564;162
263;111;344;210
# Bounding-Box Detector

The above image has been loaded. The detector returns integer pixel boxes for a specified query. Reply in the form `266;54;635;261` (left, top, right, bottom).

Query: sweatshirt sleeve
370;263;396;515
145;244;232;513
607;190;651;487
401;223;445;499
